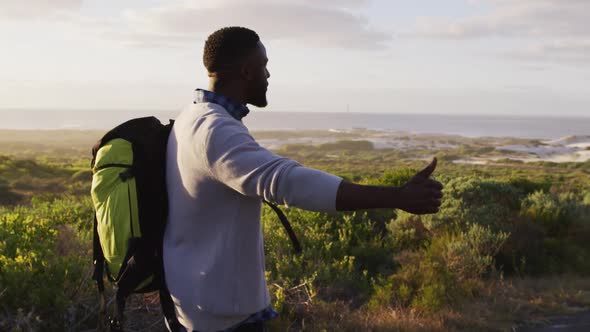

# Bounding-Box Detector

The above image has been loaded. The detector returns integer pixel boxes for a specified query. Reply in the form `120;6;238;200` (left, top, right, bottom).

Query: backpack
90;117;179;331
90;116;301;331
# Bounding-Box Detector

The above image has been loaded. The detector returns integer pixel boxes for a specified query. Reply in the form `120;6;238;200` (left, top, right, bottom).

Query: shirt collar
194;89;250;121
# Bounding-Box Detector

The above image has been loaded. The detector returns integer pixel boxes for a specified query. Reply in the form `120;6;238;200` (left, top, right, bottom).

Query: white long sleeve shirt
163;102;343;331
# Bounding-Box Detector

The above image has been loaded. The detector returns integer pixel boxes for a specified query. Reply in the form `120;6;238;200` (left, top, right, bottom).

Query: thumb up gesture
396;158;443;214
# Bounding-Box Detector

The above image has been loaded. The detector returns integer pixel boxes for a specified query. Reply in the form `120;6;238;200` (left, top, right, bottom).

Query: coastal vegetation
0;130;589;331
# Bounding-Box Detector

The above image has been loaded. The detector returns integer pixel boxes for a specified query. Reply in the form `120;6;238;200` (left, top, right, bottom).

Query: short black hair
203;27;260;73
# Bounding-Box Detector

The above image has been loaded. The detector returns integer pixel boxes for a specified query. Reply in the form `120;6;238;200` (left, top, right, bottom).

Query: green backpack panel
91;138;143;283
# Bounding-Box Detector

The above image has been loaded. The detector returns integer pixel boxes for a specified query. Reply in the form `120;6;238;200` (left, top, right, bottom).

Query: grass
101;275;590;331
264;275;590;331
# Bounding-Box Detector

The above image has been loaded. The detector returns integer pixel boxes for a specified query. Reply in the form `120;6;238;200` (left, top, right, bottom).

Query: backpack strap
263;200;302;254
92;214;107;330
159;275;182;331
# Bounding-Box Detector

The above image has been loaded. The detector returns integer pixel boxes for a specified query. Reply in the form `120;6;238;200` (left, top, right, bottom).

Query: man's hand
335;158;444;213
395;158;443;214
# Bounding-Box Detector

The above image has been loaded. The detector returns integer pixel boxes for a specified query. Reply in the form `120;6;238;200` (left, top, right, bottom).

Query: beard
247;80;268;107
249;92;267;107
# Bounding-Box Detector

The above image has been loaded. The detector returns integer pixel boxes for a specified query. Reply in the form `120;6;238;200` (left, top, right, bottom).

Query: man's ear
240;61;253;81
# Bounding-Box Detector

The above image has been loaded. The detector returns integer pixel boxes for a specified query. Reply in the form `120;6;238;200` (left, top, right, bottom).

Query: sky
1;0;589;116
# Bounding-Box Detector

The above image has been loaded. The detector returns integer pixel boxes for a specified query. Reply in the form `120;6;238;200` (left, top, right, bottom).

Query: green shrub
519;191;586;236
521;191;568;226
372;167;415;187
369;246;459;313
70;169;92;182
0;179;21;205
441;224;509;281
509;178;551;195
318;140;374;151
422;177;522;231
0;196;93;331
388;213;431;251
494;190;590;275
263;208;396;310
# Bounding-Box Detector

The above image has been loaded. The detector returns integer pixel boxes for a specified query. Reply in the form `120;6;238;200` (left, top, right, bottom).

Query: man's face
243;41;270;107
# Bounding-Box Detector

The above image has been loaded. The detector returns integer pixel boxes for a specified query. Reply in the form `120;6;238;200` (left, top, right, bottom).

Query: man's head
203;27;270;107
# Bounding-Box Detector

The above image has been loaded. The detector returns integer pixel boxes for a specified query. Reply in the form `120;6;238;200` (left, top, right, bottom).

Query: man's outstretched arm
335;158;443;214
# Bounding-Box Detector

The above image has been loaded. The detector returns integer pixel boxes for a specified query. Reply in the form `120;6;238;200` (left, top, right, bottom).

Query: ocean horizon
1;109;589;140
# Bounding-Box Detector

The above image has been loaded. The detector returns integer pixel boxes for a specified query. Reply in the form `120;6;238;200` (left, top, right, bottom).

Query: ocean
1;109;588;139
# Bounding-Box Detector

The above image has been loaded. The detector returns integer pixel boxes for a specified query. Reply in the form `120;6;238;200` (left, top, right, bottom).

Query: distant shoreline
1;128;587;163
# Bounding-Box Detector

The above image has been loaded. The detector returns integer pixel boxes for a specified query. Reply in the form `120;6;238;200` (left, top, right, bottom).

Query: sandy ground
496;135;590;163
519;311;590;332
256;130;590;164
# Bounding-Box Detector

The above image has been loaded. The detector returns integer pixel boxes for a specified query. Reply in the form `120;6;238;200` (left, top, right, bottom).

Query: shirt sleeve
203;115;342;212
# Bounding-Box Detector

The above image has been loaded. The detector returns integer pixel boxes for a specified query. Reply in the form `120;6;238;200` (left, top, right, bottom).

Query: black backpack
90;116;301;331
90;117;179;331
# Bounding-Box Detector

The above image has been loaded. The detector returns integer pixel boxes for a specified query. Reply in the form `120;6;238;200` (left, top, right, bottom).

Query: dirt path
518;311;590;332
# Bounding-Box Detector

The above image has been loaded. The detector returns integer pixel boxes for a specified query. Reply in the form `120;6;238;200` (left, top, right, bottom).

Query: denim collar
194;89;250;121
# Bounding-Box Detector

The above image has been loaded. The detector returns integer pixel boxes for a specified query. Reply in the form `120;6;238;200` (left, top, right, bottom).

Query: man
164;27;443;332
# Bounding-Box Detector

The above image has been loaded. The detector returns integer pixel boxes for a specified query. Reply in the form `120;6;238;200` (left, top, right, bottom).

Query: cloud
505;40;590;64
411;0;590;39
112;0;390;50
405;0;590;65
0;0;83;19
299;0;370;8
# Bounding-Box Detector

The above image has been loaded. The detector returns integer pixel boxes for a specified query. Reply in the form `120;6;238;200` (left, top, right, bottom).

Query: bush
372;167;415;187
70;169;92;182
318;140;374;151
0;179;21;205
421;177;522;231
509;178;551;195
441;224;508;281
263;208;397;312
387;213;431;251
369;245;459;313
368;224;507;314
521;191;570;229
0;196;93;331
494;190;590;275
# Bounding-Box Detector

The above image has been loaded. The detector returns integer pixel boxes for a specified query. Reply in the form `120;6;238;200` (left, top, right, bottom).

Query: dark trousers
230;321;267;332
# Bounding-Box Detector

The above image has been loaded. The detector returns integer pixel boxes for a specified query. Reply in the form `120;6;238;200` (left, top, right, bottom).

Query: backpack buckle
119;169;134;182
108;316;123;332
